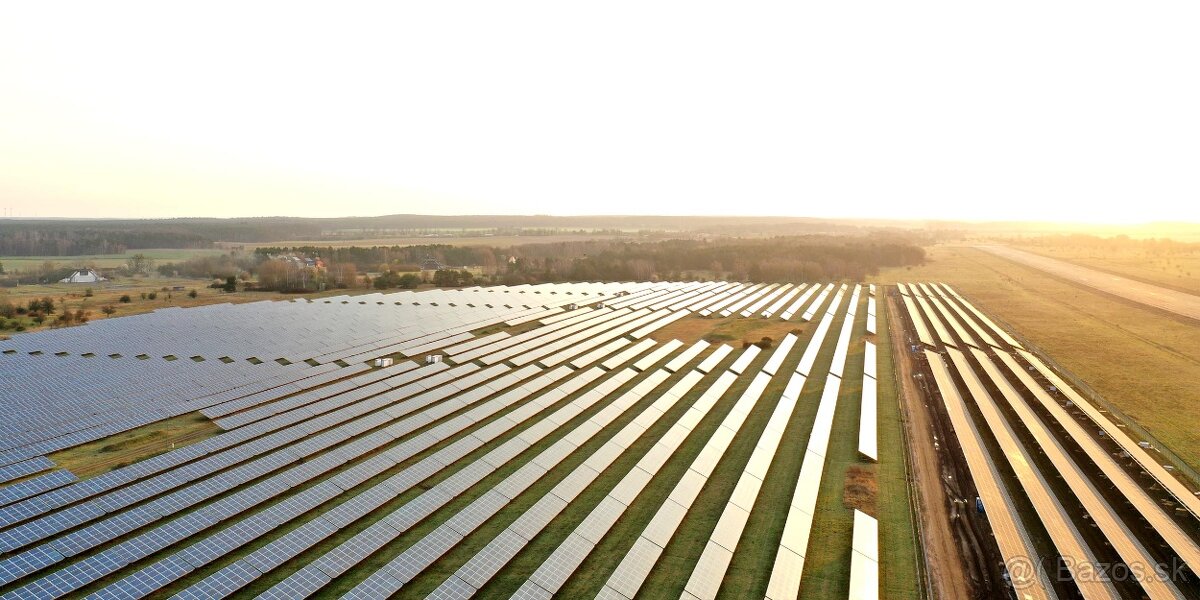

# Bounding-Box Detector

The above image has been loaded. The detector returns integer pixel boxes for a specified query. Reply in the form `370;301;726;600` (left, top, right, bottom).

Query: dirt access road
888;295;976;600
977;244;1200;321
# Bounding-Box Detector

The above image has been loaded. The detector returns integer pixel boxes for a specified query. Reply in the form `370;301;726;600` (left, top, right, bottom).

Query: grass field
1014;243;1200;295
0;248;226;272
229;233;649;251
48;412;220;478
871;245;1200;478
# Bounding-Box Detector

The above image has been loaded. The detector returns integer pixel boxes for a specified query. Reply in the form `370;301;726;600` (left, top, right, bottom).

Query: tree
398;273;421;289
38;261;59;280
328;262;358;288
223;276;237;293
28;297;54;313
256;260;290;290
101;305;117;317
125;253;155;275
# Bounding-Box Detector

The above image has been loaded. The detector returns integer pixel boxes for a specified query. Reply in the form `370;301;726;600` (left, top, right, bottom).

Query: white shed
59;269;107;284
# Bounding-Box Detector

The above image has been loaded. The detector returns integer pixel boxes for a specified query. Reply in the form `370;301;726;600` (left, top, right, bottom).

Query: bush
84;288;94;297
398;273;421;289
27;297;54;313
119;295;132;303
101;305;117;316
147;292;157;300
188;289;198;299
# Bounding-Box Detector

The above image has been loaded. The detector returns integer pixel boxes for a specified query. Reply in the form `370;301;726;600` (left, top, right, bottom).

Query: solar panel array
906;282;1200;600
0;279;892;599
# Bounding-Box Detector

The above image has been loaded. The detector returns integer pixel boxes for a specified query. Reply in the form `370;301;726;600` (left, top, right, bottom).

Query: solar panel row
346;366;681;598
682;369;794;600
431;365;710;599
848;510;879;600
166;362;653;600
859;342;878;462
764;289;860;600
597;358;761;599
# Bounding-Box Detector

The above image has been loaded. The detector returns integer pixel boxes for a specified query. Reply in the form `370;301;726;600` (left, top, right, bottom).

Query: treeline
253;244;500;271
265;234;925;285
499;236;924;283
0;224;210;256
0;214;886;256
1017;234;1200;256
156;253;259;279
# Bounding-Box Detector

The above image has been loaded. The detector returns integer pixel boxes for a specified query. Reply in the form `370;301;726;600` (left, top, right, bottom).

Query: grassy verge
874;296;924;600
650;313;804;345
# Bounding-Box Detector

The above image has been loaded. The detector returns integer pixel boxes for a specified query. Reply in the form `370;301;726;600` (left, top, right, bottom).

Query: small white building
59;269;106;284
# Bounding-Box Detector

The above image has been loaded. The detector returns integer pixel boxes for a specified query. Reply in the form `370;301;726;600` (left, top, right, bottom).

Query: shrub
119;295;132;303
398;273;421;289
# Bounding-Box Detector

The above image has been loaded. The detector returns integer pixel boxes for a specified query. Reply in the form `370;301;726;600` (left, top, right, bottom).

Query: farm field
1013;242;1200;295
977;244;1200;321
871;245;1200;479
0;280;916;599
0;249;226;272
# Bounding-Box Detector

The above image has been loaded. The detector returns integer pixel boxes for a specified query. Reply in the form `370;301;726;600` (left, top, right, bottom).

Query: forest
258;234;926;287
0;215;880;256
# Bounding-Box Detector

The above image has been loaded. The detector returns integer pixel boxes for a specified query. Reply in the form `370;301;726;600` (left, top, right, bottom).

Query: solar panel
683;541;734;599
428;573;478;600
602;535;661;599
456;528;525;588
529;532;595;591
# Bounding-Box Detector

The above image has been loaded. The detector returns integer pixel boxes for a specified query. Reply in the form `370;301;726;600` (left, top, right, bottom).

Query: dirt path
976;244;1200;321
888;296;974;600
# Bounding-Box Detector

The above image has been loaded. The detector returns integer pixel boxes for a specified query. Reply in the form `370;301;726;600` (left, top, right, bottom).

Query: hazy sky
2;2;1198;222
